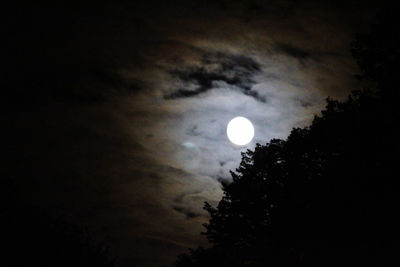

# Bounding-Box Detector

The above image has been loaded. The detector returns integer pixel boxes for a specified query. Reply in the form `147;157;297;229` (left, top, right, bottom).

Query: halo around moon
226;116;255;146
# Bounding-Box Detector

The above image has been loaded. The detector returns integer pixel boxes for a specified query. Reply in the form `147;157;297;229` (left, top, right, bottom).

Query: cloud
275;42;311;61
5;1;381;267
172;205;204;219
164;52;265;102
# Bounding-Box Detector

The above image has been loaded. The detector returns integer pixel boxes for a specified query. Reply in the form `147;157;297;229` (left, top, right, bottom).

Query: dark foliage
0;180;116;267
173;8;400;267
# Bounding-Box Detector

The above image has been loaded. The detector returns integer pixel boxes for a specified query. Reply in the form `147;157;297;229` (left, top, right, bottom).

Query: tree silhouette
173;7;399;267
1;179;116;267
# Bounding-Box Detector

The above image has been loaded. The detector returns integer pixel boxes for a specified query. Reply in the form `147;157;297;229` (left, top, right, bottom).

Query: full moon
227;116;255;146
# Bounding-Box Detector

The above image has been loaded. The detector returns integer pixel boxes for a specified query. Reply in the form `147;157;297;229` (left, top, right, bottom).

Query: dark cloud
297;98;314;108
3;2;155;107
165;52;265;102
275;42;311;61
186;125;202;136
5;1;382;267
172;205;203;219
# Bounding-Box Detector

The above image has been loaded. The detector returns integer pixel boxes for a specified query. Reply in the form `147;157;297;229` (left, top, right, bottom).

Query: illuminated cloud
5;1;380;266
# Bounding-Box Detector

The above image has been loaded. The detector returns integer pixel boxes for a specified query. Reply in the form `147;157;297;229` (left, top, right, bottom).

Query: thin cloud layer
5;1;381;266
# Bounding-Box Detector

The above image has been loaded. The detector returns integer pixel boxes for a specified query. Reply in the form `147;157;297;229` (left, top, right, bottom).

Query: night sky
4;1;382;266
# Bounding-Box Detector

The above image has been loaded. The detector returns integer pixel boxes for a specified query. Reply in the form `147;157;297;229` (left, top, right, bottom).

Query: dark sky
4;1;382;266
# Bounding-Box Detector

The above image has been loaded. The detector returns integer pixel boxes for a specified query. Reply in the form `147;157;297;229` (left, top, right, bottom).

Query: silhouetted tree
173;7;399;267
1;179;116;267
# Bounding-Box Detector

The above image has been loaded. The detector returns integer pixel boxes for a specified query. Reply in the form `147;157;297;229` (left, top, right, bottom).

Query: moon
227;116;255;146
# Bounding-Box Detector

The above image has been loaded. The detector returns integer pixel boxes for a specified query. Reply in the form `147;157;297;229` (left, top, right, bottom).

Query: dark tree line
1;179;116;267
173;8;400;267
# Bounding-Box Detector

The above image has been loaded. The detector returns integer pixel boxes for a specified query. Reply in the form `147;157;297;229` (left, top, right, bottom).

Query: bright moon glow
227;116;255;146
